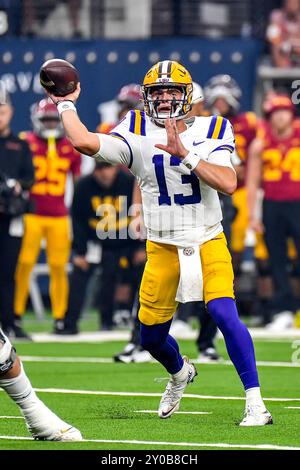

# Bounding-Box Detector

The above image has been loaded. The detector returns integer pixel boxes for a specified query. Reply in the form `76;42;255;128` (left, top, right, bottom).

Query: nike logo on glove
193;140;205;146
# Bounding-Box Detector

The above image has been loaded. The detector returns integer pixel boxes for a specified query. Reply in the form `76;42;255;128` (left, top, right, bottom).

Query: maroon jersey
230;112;257;188
257;119;300;201
20;132;81;216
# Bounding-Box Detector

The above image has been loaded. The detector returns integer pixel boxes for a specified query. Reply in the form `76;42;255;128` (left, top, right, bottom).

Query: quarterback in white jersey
47;60;272;426
94;110;235;247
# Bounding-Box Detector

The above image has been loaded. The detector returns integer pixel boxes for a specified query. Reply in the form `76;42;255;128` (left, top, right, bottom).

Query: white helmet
204;74;242;112
192;82;204;104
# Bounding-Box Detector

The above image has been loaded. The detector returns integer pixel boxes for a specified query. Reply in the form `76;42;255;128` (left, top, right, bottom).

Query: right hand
249;218;264;233
73;255;89;271
47;82;81;105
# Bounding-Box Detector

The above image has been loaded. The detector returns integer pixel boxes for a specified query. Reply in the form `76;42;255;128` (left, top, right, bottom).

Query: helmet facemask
31;100;64;139
142;83;193;125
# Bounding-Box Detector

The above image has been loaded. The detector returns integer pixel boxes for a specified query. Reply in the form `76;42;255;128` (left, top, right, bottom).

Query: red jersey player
204;75;257;271
15;99;81;333
247;94;300;330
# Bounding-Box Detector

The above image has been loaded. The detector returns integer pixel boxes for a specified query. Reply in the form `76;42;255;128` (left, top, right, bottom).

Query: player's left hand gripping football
47;82;81;105
155;118;188;159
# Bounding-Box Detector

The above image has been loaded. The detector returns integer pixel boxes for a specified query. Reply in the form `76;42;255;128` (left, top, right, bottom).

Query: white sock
0;364;54;421
245;387;266;409
172;360;189;381
0;364;39;408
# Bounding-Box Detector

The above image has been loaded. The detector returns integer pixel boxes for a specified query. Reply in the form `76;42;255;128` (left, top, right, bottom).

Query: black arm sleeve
71;180;89;256
19;140;35;190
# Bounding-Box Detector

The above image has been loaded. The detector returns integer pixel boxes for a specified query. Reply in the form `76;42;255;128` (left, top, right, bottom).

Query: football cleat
158;356;197;419
265;311;294;331
239;404;273;427
198;347;222;363
114;344;152;364
24;401;82;441
33;425;83;442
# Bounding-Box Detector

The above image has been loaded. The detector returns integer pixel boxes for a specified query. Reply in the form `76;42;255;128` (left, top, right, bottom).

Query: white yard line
285;406;300;409
0;416;24;419
134;410;212;415
27;328;300;343
20;356;113;363
19;356;300;368
1;387;298;402
0;435;299;450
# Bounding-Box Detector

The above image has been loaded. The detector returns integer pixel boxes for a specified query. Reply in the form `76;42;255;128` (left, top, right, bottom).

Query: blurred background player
247;94;300;330
14;98;81;333
0;327;82;440
59;161;145;334
204;75;258;315
97;83;143;134
204;74;257;261
0;83;34;339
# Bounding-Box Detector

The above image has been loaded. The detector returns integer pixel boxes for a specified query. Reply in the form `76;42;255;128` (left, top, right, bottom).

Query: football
39;59;79;97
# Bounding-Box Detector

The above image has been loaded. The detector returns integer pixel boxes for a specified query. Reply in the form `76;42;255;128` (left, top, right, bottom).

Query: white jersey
93;110;235;247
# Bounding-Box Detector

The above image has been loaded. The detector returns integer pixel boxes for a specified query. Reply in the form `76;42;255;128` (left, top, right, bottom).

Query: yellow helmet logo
142;60;193;122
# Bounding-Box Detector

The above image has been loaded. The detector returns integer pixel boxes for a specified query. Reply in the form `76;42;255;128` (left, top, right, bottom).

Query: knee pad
0;330;17;376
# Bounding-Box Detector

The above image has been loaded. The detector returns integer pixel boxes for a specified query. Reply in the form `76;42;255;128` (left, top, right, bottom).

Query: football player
46;61;272;425
247;94;300;330
0;327;82;440
14;99;81;333
204;75;257;270
97;83;143;134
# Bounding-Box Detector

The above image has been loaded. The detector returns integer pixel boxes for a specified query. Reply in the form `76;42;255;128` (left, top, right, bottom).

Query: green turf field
0;333;300;450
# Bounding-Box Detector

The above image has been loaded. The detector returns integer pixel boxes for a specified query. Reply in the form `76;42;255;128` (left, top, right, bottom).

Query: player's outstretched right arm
47;84;131;166
47;83;99;155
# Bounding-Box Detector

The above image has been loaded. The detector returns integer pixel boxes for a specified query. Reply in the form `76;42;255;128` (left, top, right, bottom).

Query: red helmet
31;98;64;139
117;83;143;110
264;94;295;116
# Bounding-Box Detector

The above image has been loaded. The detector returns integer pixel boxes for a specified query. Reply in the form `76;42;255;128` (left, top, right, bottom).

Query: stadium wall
0;38;262;132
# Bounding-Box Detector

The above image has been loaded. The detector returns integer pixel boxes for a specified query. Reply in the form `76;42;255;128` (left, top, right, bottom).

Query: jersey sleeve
206;119;235;170
70;149;82;177
91;112;138;168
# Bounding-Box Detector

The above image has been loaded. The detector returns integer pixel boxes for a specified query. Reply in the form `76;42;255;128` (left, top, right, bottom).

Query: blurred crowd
0;0;299;48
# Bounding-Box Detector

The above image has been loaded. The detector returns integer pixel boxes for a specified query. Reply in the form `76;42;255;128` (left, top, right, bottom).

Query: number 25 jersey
20;132;81;217
94;110;235;246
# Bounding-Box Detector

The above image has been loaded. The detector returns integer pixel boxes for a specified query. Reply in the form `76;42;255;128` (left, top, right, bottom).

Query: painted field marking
134;410;212;415
1;387;298;402
0;416;24;419
0;435;299;450
285;406;300;409
19;356;300;368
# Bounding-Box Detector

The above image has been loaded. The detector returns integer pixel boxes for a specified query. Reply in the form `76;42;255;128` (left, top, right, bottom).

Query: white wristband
181;151;202;170
57;100;77;115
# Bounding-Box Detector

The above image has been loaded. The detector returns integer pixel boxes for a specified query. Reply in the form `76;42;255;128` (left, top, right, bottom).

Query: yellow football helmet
142;60;193;123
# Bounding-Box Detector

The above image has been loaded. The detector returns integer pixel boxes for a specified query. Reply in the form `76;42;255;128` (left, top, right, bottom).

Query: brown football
39;59;79;97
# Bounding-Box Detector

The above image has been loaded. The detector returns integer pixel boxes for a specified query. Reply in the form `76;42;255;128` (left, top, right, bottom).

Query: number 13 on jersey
152;154;201;206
